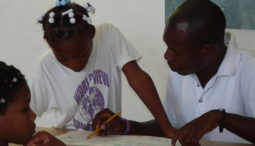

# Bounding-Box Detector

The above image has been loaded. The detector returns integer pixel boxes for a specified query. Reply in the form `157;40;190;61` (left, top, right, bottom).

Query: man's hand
26;131;66;146
92;109;126;135
176;110;221;145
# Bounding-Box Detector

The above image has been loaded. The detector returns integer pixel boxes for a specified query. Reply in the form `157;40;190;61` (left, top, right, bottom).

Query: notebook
56;129;179;146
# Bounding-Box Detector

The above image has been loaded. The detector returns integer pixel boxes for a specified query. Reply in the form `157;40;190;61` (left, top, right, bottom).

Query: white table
9;127;252;146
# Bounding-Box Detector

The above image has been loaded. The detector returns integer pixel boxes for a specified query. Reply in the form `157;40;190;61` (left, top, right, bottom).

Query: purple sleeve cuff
122;118;130;134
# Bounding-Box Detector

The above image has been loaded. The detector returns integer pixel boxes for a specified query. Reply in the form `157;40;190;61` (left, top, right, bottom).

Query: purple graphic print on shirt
73;69;109;130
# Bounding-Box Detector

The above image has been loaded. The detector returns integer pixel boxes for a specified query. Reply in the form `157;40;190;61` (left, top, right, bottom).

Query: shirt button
198;98;203;103
197;84;200;87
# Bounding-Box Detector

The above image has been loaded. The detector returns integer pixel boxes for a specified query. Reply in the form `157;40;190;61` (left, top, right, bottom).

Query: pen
87;111;121;139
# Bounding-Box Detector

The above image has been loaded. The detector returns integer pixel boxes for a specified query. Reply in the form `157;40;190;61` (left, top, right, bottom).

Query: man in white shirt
92;0;255;145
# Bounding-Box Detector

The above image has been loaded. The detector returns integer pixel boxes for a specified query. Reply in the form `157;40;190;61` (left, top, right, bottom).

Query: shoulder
234;50;255;94
96;23;119;31
32;51;58;79
225;32;255;79
38;51;57;69
239;50;255;76
95;23;121;36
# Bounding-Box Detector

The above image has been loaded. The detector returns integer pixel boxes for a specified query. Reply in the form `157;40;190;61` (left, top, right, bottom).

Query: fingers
26;131;65;146
95;117;125;136
26;131;50;146
175;127;203;146
92;109;114;130
93;109;117;136
92;109;126;136
95;124;108;136
171;139;177;146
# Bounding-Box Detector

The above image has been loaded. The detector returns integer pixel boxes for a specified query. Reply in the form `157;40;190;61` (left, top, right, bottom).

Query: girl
30;0;173;137
0;61;65;146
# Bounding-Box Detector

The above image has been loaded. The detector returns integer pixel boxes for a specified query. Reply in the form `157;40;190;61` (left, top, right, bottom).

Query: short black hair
169;0;226;46
40;2;92;42
0;61;25;115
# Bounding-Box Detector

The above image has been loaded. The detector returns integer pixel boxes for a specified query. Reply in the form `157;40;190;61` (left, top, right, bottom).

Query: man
92;0;255;145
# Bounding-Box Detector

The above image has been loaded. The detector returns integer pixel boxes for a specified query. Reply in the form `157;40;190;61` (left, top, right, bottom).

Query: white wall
0;0;168;126
1;1;255;127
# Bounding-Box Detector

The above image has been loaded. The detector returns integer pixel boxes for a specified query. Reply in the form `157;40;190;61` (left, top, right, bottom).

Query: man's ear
88;25;96;39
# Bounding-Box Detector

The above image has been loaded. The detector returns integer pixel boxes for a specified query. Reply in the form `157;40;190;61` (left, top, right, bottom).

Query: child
29;0;173;137
0;61;65;146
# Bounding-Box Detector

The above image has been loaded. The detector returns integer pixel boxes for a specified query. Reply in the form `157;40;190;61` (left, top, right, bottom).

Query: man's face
0;82;36;144
163;21;206;75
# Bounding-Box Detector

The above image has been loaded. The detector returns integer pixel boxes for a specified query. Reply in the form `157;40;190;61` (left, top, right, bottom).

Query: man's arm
223;112;255;143
122;60;175;138
176;110;255;144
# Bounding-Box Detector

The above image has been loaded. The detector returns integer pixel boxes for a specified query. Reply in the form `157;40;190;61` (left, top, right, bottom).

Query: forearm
128;120;164;136
223;113;255;143
122;61;174;136
128;70;173;134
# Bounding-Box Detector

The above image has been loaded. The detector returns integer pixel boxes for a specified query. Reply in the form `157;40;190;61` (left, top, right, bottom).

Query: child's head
38;0;96;71
0;61;36;144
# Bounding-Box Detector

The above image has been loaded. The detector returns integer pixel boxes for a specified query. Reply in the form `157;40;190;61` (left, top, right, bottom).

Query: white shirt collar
215;31;241;77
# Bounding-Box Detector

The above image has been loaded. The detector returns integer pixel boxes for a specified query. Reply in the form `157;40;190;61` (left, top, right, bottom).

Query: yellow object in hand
87;111;121;139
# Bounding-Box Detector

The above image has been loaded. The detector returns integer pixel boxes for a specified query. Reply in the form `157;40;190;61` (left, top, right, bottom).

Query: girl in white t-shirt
30;0;174;137
0;61;65;146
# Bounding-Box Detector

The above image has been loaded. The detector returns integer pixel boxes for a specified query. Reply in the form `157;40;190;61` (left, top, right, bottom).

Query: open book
56;129;178;146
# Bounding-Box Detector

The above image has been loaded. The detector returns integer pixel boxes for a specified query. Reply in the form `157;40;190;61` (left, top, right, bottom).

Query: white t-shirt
29;23;141;130
164;32;255;143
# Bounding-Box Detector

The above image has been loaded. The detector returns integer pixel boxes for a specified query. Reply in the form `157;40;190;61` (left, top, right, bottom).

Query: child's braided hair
0;61;25;115
38;1;95;42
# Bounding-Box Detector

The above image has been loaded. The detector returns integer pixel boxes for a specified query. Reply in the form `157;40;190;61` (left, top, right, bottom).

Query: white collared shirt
164;32;255;143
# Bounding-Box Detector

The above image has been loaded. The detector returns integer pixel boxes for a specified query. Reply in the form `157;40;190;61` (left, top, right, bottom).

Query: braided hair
39;2;94;42
0;61;25;115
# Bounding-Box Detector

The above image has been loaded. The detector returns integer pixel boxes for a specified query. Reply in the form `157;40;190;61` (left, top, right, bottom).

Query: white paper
56;130;179;146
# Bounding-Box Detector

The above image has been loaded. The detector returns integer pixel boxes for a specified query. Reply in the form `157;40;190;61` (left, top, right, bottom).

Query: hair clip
0;98;6;104
61;9;73;16
83;2;89;9
38;13;45;22
56;0;71;7
49;18;54;24
68;11;74;17
12;77;18;83
62;9;76;24
70;18;76;24
83;2;96;14
0;98;5;104
49;12;55;17
48;12;55;24
82;15;92;24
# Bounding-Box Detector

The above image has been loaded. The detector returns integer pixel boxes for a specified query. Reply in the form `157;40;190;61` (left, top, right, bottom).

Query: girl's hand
26;131;66;146
92;109;126;135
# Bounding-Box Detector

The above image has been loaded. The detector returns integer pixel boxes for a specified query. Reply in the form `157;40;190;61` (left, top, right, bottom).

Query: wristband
218;109;226;133
122;118;130;134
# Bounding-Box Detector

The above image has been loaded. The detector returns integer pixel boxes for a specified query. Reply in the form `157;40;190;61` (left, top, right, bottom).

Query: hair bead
0;98;5;104
48;17;55;24
70;18;76;24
